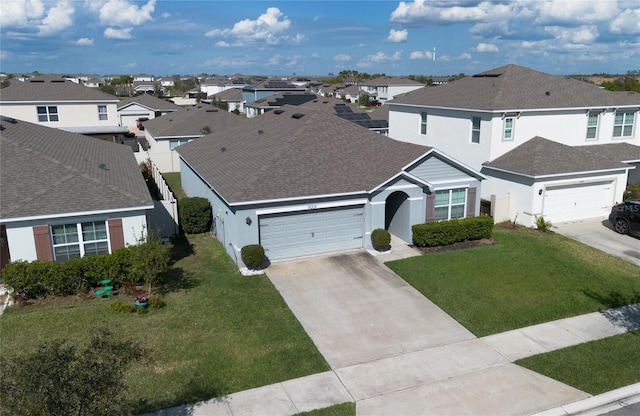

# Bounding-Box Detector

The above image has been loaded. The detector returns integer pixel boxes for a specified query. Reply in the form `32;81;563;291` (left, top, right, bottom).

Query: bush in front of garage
624;183;640;200
241;245;265;270
371;229;391;251
412;216;494;247
178;197;212;234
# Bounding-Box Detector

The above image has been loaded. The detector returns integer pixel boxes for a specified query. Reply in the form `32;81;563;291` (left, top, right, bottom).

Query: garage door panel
260;207;364;260
543;181;613;224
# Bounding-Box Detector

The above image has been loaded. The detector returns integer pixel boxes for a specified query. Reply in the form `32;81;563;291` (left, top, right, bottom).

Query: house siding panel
33;225;53;262
409;156;470;182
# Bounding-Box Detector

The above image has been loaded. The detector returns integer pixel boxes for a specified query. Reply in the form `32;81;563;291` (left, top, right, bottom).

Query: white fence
146;160;179;237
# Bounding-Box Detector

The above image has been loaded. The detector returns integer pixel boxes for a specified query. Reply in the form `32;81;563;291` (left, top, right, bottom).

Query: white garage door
543;181;613;224
259;206;364;261
120;114;147;127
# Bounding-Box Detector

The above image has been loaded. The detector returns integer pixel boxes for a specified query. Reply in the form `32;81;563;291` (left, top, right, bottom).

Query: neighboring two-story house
0;76;125;136
388;64;640;226
117;94;183;127
361;77;425;104
243;80;307;117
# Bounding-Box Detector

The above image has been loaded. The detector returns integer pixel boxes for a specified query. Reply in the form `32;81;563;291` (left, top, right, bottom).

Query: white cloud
534;0;618;24
104;27;132;39
0;50;8;60
0;0;45;27
358;51;402;68
162;12;171;19
203;55;257;68
459;53;472;60
95;0;156;27
390;0;511;24
387;28;408;42
215;41;231;47
334;54;352;62
125;62;137;68
475;43;499;52
610;8;640;34
205;7;303;46
409;50;434;60
545;26;599;44
76;37;94;46
37;1;74;35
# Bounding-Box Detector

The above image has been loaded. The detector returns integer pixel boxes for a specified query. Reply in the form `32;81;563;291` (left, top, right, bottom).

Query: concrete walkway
149;237;640;416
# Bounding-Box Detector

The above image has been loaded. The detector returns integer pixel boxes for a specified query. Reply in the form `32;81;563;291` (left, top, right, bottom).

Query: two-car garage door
543;181;613;224
259;206;364;261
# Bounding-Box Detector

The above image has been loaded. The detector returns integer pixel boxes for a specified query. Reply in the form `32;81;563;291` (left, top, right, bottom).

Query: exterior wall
144;132;196;172
390;104;640;172
370;178;427;243
3;211;147;263
117;103;155;127
1;102;119;129
387;85;423;101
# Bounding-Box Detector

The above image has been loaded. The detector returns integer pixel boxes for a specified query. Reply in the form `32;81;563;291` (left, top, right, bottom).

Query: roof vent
98;163;109;171
545;91;551;96
205;109;218;112
30;79;44;83
291;113;305;119
258;129;264;135
1;116;17;124
51;79;65;83
220;147;226;153
274;109;285;115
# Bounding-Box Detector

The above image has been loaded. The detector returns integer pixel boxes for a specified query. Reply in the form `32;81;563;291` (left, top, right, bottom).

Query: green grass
296;403;355;416
162;172;186;200
0;234;329;414
516;331;640;395
386;225;640;337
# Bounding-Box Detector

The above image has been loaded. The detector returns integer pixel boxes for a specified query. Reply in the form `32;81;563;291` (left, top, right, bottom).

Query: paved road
602;402;640;416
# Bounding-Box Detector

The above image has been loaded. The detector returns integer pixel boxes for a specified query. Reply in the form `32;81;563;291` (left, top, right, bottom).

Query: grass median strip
386;225;640;337
516;331;640;395
0;233;329;414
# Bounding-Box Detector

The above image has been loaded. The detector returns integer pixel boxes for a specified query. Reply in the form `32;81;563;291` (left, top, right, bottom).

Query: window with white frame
502;116;514;140
169;139;188;150
420;112;428;135
471;117;481;143
98;105;108;121
434;188;466;220
51;221;109;261
37;106;59;122
613;111;635;138
586;112;599;140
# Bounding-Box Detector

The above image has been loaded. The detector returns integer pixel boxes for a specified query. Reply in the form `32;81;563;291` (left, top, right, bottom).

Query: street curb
532;383;640;415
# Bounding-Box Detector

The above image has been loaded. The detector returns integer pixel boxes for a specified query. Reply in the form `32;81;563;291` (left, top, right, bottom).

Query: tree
0;331;146;416
128;229;172;294
358;93;370;107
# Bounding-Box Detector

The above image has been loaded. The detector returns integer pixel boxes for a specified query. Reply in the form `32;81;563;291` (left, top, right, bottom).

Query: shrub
178;197;212;234
623;183;640;200
148;295;164;309
412;216;494;247
535;215;552;232
241;244;265;270
109;300;135;314
371;229;391;251
136;306;149;315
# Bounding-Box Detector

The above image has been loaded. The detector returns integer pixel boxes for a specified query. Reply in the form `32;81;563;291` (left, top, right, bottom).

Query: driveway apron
266;251;589;415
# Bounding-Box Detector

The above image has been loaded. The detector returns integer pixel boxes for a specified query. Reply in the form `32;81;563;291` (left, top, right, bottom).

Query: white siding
1;102;119;129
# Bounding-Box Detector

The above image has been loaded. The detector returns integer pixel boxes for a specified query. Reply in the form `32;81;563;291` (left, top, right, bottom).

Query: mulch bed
413;238;496;254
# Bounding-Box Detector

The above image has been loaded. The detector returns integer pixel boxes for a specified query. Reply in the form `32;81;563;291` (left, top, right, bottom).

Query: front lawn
386;225;640;337
0;234;329;414
516;331;640;395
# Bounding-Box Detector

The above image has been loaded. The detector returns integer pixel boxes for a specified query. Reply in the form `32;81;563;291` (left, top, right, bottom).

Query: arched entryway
385;191;412;243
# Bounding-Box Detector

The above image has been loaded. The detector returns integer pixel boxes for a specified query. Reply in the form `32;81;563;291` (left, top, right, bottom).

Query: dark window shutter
426;192;436;222
108;219;125;251
33;225;53;262
467;187;477;217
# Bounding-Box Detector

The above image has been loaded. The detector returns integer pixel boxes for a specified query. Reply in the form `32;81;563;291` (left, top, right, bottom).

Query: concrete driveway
266;251;589;415
553;218;640;266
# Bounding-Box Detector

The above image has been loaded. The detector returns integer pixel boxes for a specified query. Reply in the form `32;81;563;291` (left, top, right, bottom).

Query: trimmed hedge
412;216;494;247
241;245;265;270
371;229;391;251
178;197;212;234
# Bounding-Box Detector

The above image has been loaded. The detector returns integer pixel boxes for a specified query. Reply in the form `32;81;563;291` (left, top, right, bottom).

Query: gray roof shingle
392;64;640;111
0;117;153;220
0;78;118;102
176;105;431;204
576;143;640;163
144;104;244;138
483;136;630;177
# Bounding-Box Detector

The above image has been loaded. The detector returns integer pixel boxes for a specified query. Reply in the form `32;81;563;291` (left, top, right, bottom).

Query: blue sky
1;0;639;77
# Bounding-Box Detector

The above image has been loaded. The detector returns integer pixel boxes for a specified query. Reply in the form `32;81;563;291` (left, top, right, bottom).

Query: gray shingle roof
118;94;183;111
0;117;153;221
144;104;243;138
483;136;630;177
392;64;640;111
176;105;431;204
0;78;118;102
365;76;424;87
576;143;640;163
210;88;243;101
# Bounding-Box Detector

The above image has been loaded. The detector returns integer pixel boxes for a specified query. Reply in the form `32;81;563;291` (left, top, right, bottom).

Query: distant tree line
600;70;640;93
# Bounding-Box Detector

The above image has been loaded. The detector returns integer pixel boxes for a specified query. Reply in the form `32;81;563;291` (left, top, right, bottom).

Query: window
613;111;635;138
37;106;59;122
586;112;599;140
98;105;108;121
51;221;109;261
169;139;188;150
420;112;427;135
471;117;481;143
434;188;466;220
503;117;514;140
